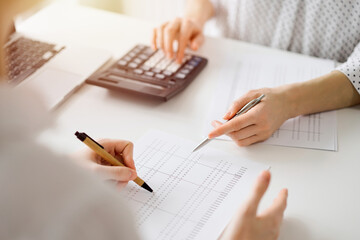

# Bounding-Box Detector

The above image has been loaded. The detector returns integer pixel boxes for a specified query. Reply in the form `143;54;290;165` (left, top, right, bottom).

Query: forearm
283;70;360;118
184;0;214;28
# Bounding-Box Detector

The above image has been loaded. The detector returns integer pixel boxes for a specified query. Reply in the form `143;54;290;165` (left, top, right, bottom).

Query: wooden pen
75;131;153;192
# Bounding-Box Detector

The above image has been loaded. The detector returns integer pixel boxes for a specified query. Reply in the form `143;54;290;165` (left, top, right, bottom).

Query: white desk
19;3;360;240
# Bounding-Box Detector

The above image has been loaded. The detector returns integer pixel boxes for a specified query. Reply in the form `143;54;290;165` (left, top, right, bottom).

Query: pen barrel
83;138;124;167
133;178;145;186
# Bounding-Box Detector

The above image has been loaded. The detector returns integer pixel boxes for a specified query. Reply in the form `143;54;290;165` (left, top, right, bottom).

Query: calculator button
185;64;194;70
193;56;202;62
141;65;151;71
128;52;136;57
133;47;141;53
139;54;148;60
188;60;199;66
128;62;138;68
163;70;172;76
155;73;165;79
156;58;172;70
152;68;162;73
175;73;186;79
180;69;190;74
184;55;192;61
134;69;144;75
118;60;127;66
169;79;176;85
166;62;181;73
143;48;156;56
133;58;142;64
145;71;155;77
123;56;131;61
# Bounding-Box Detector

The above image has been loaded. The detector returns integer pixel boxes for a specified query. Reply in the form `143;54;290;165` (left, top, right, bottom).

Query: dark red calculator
86;44;208;101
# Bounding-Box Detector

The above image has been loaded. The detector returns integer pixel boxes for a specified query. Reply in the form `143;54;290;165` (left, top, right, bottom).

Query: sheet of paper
205;54;337;151
121;130;268;240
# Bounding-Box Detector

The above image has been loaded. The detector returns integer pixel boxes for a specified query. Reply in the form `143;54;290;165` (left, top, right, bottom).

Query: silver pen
192;94;265;152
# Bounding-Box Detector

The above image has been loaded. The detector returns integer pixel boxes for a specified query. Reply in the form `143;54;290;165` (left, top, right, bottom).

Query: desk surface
19;3;360;240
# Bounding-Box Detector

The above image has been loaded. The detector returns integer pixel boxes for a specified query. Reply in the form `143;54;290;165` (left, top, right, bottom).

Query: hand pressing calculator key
86;44;208;101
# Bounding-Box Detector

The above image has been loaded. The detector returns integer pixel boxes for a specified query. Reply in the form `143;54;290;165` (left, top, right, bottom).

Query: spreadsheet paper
121;130;268;240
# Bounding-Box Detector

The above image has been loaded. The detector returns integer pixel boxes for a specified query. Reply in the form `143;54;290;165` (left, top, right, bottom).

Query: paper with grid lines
121;130;267;240
205;54;337;151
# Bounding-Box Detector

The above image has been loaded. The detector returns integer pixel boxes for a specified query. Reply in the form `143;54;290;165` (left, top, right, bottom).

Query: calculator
86;44;208;101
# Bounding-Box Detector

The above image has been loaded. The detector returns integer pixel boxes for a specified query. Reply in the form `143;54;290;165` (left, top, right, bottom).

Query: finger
116;181;128;191
116;141;136;170
157;23;167;50
190;33;204;51
208;113;255;138
223;93;261;120
95;165;137;182
211;120;223;128
244;171;271;216
98;139;136;170
176;20;192;63
164;18;181;58
227;124;259;141
261;188;288;218
233;134;262;147
151;28;157;50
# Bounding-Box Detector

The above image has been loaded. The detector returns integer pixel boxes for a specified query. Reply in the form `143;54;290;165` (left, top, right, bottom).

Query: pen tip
142;182;153;192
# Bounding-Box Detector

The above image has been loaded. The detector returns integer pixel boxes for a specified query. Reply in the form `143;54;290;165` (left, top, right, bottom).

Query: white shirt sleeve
330;43;360;95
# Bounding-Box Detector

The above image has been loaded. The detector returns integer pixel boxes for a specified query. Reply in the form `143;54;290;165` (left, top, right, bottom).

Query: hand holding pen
74;133;152;192
208;88;291;147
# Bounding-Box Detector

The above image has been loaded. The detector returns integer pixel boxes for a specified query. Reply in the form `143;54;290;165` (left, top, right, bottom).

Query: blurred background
24;0;185;25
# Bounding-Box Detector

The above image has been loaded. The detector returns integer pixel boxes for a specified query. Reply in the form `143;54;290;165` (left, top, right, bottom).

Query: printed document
121;130;268;240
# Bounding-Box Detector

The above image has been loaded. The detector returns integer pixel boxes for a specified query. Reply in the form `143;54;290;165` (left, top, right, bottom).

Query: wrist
275;83;301;120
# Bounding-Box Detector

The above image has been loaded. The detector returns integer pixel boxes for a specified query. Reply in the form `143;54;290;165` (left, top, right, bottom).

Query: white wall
78;0;185;25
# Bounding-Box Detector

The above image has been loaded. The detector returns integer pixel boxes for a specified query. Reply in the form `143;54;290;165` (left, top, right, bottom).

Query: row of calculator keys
130;56;202;82
114;45;204;86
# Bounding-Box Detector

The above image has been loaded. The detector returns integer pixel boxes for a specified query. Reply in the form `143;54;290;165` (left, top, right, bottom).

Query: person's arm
286;70;360;118
151;0;214;63
209;70;360;146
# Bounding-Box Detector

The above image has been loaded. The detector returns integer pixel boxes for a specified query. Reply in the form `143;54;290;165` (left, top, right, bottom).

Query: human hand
73;139;137;190
151;17;205;63
220;171;288;240
208;88;291;146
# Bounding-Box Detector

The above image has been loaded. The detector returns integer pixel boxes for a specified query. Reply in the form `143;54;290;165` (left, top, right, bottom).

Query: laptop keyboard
86;44;208;100
5;37;64;84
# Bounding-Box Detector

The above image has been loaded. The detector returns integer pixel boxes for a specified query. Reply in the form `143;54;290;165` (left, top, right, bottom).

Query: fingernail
211;121;217;127
211;121;220;128
223;112;230;119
